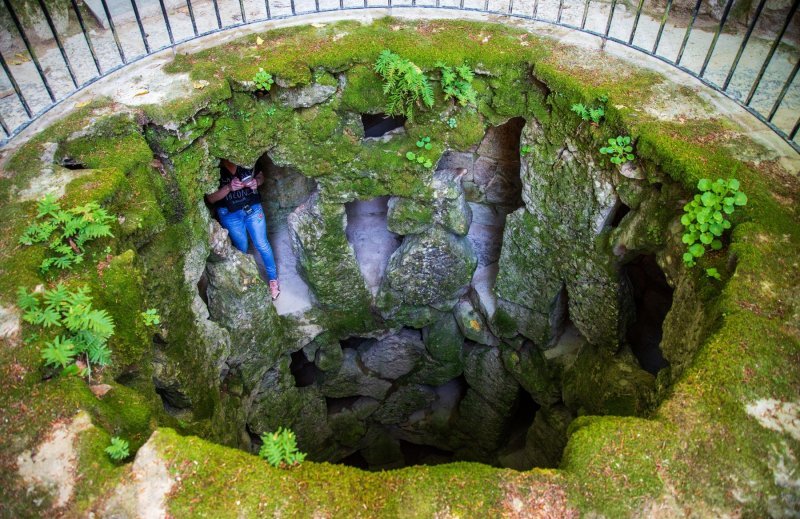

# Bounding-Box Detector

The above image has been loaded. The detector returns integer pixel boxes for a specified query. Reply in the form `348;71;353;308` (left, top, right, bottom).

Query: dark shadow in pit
361;113;406;138
624;254;672;375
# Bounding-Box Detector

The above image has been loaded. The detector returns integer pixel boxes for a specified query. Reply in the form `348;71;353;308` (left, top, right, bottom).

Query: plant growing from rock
252;68;274;91
105;437;130;461
437;62;477;107
571;103;605;124
520;144;532;156
406;136;434;168
19;194;114;273
258;427;306;468
17;284;115;379
599;135;635;165
706;267;721;280
140;308;160;327
374;50;434;121
681;178;747;267
447;117;457;129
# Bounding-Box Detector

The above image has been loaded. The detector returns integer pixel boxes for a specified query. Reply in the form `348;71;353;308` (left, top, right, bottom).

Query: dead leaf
133;89;149;97
256;36;264;45
90;384;112;398
75;100;91;108
311;23;326;28
469;319;481;331
193;80;209;90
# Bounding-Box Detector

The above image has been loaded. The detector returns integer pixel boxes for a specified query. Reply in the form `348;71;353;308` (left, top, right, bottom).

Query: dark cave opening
609;202;631;228
361;113;406;138
290;349;322;388
399;440;455;467
624;254;673;375
60;156;86;170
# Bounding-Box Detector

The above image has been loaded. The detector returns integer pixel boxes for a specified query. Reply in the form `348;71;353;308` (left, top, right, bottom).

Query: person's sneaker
269;280;281;300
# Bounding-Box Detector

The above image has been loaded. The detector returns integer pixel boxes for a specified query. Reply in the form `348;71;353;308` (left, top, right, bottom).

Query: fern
19;284;115;378
437;62;477;107
374;50;434;121
105;437;130;461
259;427;306;468
20;196;115;274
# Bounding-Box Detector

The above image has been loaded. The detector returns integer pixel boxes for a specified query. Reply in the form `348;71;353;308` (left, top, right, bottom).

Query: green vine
681;178;747;267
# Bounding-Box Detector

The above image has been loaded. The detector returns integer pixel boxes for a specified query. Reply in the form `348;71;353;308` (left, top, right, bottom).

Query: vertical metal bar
264;0;272;19
580;0;590;28
745;0;799;105
508;0;515;14
699;0;735;77
676;0;702;66
70;0;102;75
722;0;767;90
238;0;247;23
0;48;33;117
99;0;126;63
291;0;297;15
767;57;800;121
315;0;320;12
460;0;465;10
556;0;565;23
652;0;673;55
484;0;489;11
2;0;56;102
603;0;618;39
211;0;223;29
130;0;151;54
36;0;79;88
186;0;199;36
532;0;540;19
157;0;176;44
628;0;646;45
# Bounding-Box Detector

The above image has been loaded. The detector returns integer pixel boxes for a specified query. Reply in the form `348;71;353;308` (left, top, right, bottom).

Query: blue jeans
217;203;278;281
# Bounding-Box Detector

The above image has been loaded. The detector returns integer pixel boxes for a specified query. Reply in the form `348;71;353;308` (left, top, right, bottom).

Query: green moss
341;64;385;113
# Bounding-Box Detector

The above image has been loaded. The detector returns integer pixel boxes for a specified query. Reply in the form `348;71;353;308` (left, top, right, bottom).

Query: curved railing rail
0;0;798;151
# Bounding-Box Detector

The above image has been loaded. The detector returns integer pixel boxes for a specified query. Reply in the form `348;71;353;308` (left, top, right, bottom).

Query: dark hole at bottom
60;156;86;170
399;440;455;467
361;113;406;138
625;254;673;375
290;350;322;388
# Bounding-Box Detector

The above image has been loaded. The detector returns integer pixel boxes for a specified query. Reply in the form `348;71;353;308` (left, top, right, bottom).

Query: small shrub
437;62;477;107
17;284;115;378
258;427;306;468
681;178;747;267
252;68;274;91
599;135;635;165
140;308;160;327
19;194;114;273
520;144;532;156
571;103;605;124
105;437;130;461
374;50;434;121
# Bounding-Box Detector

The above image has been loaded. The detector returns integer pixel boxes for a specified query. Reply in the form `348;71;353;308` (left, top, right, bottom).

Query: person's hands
243;178;258;190
230;178;244;191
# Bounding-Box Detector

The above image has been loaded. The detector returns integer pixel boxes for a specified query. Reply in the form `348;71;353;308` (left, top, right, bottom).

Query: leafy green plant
19;194;114;273
141;308;160;327
252;68;274;91
437;62;477;107
105;437;130;461
706;268;721;280
447;117;457;129
680;178;747;267
571;103;605;124
374;50;434;121
17;284;115;378
258;427;306;468
520;145;532;156
265;106;276;117
599;135;635;165
406;136;434;168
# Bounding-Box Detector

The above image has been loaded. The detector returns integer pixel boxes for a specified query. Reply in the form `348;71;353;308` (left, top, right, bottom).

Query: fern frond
41;336;76;368
16;287;39;311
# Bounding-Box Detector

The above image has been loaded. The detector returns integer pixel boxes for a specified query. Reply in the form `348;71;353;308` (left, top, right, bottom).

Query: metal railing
0;0;798;151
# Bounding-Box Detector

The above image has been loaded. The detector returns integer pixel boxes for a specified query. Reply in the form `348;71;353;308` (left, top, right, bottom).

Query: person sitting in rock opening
206;159;280;300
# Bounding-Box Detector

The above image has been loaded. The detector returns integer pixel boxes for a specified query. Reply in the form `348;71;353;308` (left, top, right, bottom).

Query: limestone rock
386;196;433;235
277;82;337;108
378;226;477;315
432;170;472;236
359;329;426;380
288;192;372;316
463;346;520;412
561;345;655;416
454;298;498;346
501;343;561;407
372;385;437;424
321;348;392;400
